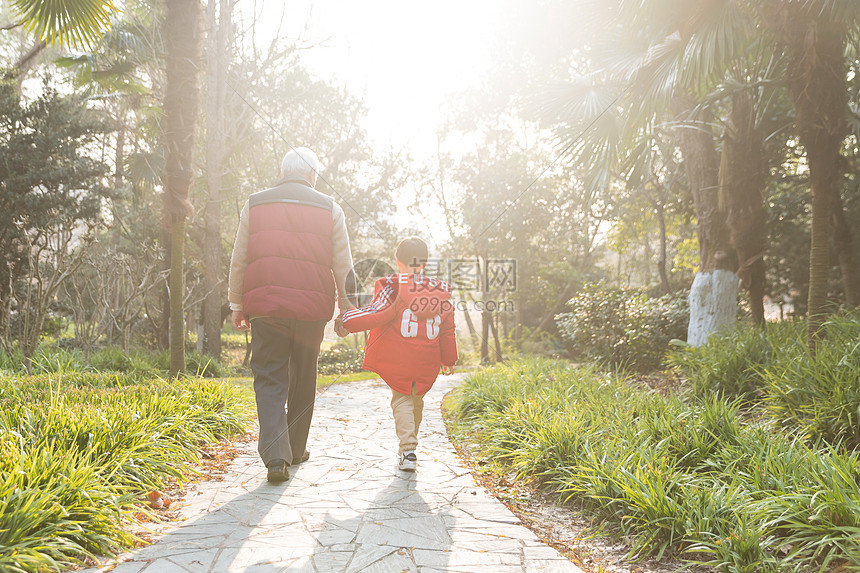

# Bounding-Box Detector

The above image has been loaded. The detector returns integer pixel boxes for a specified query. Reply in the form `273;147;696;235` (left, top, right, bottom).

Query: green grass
0;345;224;379
667;320;804;402
229;370;379;396
671;314;860;449
449;357;860;572
0;371;253;572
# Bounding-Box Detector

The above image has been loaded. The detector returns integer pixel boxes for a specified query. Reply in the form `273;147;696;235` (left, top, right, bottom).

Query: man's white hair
280;147;319;183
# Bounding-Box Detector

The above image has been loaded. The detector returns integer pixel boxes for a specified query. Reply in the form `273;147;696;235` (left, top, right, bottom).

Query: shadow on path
84;375;580;573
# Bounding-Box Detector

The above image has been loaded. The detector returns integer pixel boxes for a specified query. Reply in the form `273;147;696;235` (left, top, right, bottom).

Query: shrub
317;346;364;375
555;282;688;372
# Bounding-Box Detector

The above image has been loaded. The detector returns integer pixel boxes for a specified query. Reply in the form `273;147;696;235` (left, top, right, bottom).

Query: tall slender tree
162;0;202;376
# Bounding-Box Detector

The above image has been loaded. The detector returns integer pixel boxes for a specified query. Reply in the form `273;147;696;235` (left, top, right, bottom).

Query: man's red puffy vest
242;180;336;321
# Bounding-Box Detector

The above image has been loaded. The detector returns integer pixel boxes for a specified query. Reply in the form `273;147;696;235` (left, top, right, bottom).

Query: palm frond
11;0;119;49
682;3;752;83
800;0;860;22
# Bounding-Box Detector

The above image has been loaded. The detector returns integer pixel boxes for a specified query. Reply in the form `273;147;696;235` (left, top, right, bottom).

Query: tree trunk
721;92;768;326
157;227;171;350
163;0;203;377
11;40;46;83
654;197;671;295
202;0;228;359
480;306;490;364
114;111;126;192
490;312;503;362
687;269;739;346
672;95;738;345
780;10;848;350
168;220;186;375
673;96;735;274
461;295;478;354
832;190;860;308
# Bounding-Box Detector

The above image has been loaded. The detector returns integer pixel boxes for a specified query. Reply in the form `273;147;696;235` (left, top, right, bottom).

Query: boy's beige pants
391;381;425;453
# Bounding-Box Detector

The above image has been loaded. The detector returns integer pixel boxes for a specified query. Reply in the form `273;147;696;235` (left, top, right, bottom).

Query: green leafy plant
450;357;860;571
0;371;252;571
762;314;860;447
668;321;803;402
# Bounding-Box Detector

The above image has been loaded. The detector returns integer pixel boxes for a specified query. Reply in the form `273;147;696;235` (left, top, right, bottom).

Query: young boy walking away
336;237;457;472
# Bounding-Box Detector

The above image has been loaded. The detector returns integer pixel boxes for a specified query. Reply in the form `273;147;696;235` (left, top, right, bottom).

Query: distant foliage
0;78;111;355
555;282;688;372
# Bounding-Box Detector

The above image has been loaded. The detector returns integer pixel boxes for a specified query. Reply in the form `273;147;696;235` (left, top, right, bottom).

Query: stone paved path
85;373;583;573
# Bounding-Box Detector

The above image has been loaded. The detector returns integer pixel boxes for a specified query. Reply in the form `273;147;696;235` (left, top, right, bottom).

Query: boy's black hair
395;236;428;268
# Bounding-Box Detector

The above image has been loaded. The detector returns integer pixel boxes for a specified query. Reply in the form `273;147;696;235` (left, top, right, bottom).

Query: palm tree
629;0;860;345
536;0;769;342
763;0;859;348
162;0;203;376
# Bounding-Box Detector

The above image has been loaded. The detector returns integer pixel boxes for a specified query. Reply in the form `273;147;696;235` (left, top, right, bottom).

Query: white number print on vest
400;308;441;339
426;314;441;340
400;308;419;337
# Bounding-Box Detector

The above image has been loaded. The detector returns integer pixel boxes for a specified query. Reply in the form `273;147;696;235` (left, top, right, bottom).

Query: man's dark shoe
266;459;289;483
292;450;310;465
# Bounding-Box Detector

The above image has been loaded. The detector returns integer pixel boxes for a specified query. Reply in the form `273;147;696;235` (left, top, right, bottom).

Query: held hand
334;315;349;337
232;310;250;331
441;364;454;375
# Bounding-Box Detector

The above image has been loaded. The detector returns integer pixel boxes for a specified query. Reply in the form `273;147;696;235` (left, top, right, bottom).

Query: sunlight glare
261;0;498;155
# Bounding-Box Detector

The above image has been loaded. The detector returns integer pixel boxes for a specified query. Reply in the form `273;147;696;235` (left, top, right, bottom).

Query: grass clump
0;371;252;572
761;315;860;447
672;314;860;448
450;357;860;571
667;321;804;402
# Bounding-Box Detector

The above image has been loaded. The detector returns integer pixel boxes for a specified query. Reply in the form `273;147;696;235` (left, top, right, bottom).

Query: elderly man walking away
228;147;355;483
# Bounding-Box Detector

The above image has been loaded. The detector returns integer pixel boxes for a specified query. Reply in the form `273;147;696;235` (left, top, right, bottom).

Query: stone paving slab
84;373;583;573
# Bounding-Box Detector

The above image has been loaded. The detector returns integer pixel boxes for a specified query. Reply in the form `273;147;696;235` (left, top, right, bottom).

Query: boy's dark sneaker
398;451;417;472
266;459;289;483
292;450;310;465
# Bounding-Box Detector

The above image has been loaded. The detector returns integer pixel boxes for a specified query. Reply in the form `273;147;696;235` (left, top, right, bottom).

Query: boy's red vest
341;274;458;395
242;180;336;321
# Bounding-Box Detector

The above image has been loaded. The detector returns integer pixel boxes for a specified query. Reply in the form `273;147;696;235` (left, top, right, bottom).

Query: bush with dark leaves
555;282;688;372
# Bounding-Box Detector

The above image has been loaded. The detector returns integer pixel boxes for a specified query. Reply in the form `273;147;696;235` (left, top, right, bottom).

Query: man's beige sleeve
227;201;250;312
331;202;356;312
